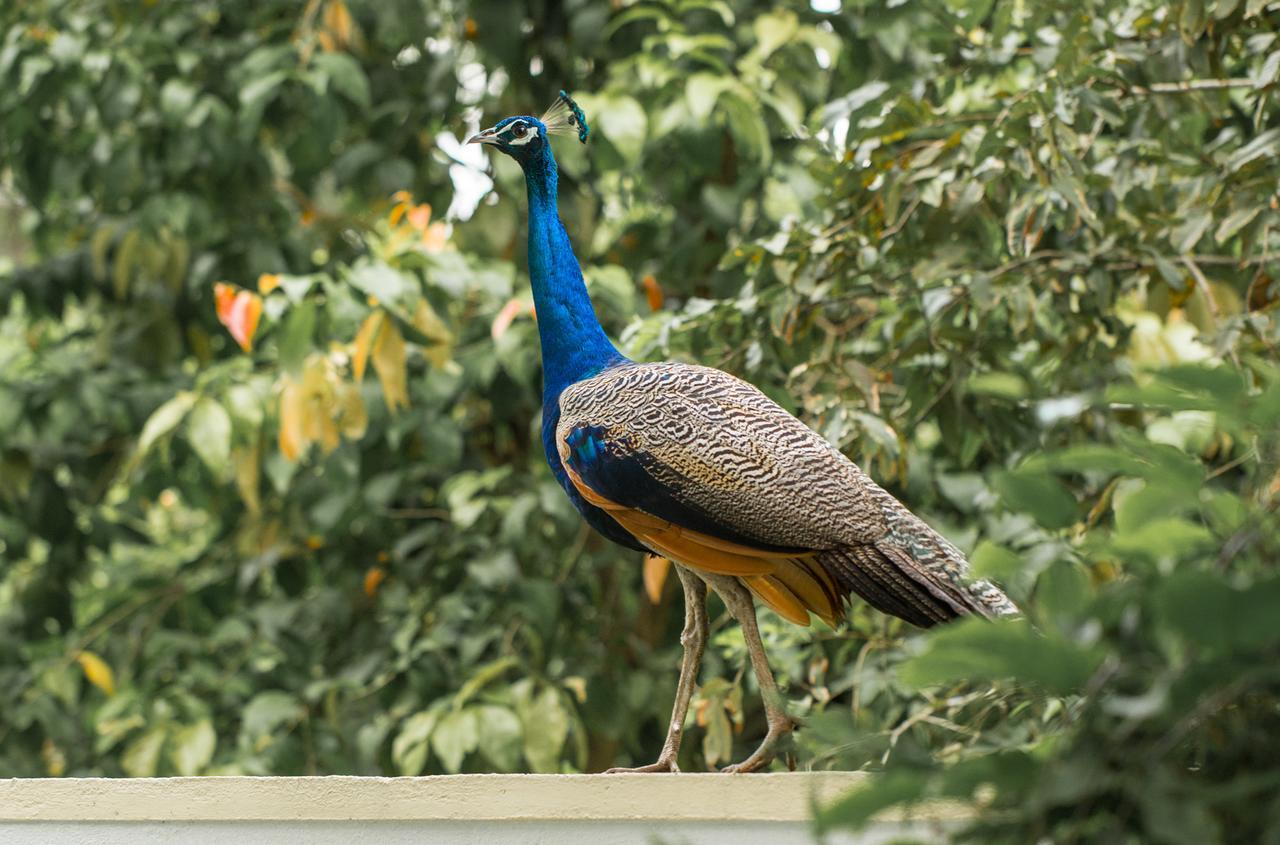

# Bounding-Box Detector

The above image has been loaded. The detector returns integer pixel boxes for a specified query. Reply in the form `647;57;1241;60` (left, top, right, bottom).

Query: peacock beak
467;127;500;145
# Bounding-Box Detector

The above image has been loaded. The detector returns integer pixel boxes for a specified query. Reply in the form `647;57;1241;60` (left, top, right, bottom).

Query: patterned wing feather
557;362;1016;627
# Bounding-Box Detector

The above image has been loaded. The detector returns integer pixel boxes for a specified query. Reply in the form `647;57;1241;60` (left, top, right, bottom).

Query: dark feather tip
559;89;590;144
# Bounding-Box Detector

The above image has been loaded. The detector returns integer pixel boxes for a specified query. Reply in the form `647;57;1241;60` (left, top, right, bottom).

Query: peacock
468;92;1016;774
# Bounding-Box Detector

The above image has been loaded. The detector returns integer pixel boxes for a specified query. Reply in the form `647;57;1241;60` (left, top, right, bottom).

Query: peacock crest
540;90;589;144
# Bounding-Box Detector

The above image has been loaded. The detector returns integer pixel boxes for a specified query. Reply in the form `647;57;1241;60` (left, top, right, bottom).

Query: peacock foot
719;718;794;773
604;755;680;774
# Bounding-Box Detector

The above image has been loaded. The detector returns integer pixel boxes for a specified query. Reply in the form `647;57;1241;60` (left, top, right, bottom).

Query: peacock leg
703;573;795;774
606;563;708;773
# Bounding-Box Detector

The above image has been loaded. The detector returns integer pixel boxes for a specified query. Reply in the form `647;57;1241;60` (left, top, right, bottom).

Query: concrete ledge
0;774;963;845
1;773;867;822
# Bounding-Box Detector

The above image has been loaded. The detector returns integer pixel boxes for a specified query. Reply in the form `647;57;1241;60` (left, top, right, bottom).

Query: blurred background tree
1;0;1277;840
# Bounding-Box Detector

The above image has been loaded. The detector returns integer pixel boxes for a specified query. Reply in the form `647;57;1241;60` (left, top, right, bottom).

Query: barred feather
556;361;1017;627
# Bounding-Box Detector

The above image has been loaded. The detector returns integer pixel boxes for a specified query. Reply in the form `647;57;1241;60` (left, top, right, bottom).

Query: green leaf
239;70;288;135
313;52;370;109
513;681;570;773
966;371;1028;399
160;79;197;123
721;90;770;165
278;301;317;374
186;398;232;477
431;708;479;774
702;705;733;767
1171;210;1211;254
1215;206;1261;243
137;391;198;459
1035;560;1091;625
392;710;440;776
347;260;415;307
1223;127;1280;173
1155;573;1280;652
241;691;304;743
121;727;168;777
474;705;523;772
751;10;798;59
1113;477;1191;536
169;719;216;776
993;469;1077;530
598;95;647;164
1109;517;1214;561
686;73;731;122
971;540;1023;581
816;770;928;832
900;619;1102;694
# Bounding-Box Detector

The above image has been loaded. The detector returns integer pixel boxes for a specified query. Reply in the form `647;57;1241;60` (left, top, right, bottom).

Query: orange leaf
406;203;433;231
214;284;262;352
643;555;670;605
322;0;354;49
491;298;526;340
352;311;384;382
643;275;664;311
421;221;449;251
214;281;236;315
364;566;387;597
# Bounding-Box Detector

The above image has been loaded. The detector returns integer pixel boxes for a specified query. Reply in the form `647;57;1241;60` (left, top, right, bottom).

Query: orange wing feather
563;463;842;626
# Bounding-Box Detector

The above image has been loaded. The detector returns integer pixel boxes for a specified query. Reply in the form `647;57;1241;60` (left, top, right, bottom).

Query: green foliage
1;0;1279;841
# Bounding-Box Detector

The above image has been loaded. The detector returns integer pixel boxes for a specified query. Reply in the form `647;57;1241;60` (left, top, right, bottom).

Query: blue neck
521;145;625;402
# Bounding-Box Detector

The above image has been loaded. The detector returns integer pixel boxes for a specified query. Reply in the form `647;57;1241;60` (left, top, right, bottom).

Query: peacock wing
556;362;1010;626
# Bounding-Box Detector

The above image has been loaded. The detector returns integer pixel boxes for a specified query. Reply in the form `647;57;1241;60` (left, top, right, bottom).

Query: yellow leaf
371;318;408;412
41;738;66;777
257;273;281;295
300;357;339;453
352;311;384;382
643;555;670;605
322;0;357;50
278;378;307;461
232;444;261;514
77;650;116;696
336;381;368;439
414;300;455;369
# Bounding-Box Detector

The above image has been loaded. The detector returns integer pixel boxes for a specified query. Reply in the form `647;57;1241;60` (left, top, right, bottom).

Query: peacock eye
511;123;528;138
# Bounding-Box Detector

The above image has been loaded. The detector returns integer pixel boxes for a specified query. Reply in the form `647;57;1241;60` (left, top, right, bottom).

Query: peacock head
467;90;589;167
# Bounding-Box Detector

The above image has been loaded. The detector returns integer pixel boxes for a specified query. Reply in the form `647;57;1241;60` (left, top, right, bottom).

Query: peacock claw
604;756;680;774
718;716;795;774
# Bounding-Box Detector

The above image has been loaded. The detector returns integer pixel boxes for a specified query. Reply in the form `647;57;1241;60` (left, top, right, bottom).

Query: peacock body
557;361;1017;628
470;92;1014;773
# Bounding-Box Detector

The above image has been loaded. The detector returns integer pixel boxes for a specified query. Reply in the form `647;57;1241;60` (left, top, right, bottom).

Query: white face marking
506;122;540;146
